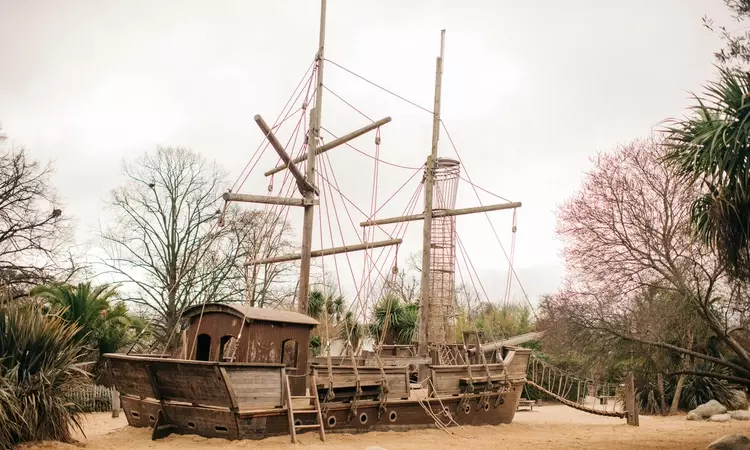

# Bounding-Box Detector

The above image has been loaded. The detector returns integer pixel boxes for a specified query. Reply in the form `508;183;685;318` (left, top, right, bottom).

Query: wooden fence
67;384;117;413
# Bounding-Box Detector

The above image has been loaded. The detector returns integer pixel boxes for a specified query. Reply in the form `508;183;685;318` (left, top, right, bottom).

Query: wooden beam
222;192;317;207
360;201;522;227
254;114;318;195
245;238;402;266
264;116;392;177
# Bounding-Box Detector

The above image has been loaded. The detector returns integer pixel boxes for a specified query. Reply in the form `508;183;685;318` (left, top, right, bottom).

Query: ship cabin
180;303;319;394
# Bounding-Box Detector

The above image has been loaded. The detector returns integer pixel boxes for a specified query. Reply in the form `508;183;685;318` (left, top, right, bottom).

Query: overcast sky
0;0;736;310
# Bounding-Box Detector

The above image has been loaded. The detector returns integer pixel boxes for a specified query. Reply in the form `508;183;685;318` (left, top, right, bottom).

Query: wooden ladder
284;373;326;444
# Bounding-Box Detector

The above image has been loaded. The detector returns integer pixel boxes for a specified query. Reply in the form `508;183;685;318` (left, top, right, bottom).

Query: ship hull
119;380;525;440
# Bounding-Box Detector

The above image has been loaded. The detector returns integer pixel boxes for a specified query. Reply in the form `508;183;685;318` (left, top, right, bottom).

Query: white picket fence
67;384;117;413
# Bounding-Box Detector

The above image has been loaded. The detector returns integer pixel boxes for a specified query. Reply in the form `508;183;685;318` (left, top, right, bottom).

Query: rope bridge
527;354;627;419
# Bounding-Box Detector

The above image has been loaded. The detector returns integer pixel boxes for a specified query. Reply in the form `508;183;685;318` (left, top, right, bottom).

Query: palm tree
31;282;139;357
664;67;750;280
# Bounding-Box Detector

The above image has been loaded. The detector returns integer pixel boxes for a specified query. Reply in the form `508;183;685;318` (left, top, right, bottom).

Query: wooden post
264;116;392;176
359;201;522;227
625;372;639;426
254;115;316;195
298;0;327;316
245;238;402;265
111;389;120;418
418;30;445;362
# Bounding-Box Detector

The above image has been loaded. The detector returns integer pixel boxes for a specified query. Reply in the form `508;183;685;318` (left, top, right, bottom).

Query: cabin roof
182;303;319;327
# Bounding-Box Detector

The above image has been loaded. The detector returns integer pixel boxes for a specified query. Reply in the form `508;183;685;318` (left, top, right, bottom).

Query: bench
517;399;536;411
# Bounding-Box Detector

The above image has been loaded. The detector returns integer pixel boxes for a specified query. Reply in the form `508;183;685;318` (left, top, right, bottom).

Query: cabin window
196;334;211;361
219;335;238;362
281;339;298;368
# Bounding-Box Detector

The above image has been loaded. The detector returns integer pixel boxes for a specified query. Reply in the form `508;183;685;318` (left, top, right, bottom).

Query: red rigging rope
321;57;535;316
320;126;422;171
231;60;316;193
456;232;491;305
318;154;422;326
440;120;537;320
191;65;318;359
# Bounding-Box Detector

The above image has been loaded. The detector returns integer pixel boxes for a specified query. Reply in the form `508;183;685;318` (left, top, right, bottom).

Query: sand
19;404;749;450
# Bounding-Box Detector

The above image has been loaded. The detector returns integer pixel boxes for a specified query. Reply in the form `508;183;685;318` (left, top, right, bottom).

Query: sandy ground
20;404;750;450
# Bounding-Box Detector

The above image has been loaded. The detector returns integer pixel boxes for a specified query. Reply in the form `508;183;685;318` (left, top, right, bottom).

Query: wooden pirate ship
104;0;531;442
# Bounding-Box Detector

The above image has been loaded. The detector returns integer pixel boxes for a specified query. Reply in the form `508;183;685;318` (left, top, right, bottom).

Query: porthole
215;426;228;433
327;415;337;428
149;414;156;422
498;397;505;405
187;421;196;429
294;419;302;427
463;404;471;415
483;403;490;412
359;412;368;424
389;410;398;423
130;411;140;419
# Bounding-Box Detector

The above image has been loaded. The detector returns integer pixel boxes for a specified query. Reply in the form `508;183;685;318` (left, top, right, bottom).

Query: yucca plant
0;376;21;448
0;303;88;446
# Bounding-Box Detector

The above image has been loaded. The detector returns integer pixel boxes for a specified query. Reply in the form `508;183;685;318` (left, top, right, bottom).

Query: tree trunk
657;372;667;416
670;329;694;414
670;374;685;414
625;372;639;426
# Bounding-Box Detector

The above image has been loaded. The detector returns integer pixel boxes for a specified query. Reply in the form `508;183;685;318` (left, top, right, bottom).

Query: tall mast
418;30;445;358
298;0;327;315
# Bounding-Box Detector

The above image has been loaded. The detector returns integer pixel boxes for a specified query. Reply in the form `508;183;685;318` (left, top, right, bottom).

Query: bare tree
552;136;750;384
0;127;80;297
215;208;296;309
101;147;236;340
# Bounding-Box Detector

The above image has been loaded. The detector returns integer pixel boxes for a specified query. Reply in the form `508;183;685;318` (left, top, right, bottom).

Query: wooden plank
254;114;316;195
222;193;317;207
162;403;240;439
225;366;283;409
283;374;297;443
310;373;326;442
218;367;239;410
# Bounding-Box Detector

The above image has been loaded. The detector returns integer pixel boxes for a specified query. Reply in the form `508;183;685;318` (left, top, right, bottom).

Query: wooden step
293;409;318;414
291;395;315;399
295;424;322;429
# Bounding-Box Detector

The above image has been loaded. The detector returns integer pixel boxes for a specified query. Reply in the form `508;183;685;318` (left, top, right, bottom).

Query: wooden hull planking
105;347;531;441
120;381;525;440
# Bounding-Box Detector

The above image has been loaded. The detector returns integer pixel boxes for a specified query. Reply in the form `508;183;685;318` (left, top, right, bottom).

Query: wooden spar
245;238;402;266
359;201;522;227
222;193;318;207
419;30;445;360
254;114;317;195
264;116;392;177
298;0;327;316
